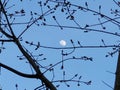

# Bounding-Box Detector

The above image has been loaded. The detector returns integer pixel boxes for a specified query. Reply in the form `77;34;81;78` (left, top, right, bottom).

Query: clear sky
0;0;119;90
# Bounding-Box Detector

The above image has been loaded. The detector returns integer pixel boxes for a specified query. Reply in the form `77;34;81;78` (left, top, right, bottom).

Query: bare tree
0;0;120;90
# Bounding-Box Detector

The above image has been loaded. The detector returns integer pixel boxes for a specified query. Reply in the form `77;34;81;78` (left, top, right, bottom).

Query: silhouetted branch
17;5;57;38
102;81;113;89
71;3;120;26
113;0;120;7
0;1;57;89
114;51;120;90
0;39;13;42
14;37;57;90
43;55;92;74
44;24;120;37
1;16;120;27
0;27;13;38
0;62;37;78
0;1;15;36
40;44;120;50
53;79;92;86
1;0;120;89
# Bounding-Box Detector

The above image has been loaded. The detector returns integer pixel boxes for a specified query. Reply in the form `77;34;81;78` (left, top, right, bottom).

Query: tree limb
0;62;37;78
14;37;57;90
0;27;13;38
114;51;120;90
0;1;56;89
0;0;15;36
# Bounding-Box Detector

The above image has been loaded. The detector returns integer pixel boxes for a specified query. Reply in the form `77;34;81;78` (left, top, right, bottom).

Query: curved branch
0;62;37;78
14;38;57;90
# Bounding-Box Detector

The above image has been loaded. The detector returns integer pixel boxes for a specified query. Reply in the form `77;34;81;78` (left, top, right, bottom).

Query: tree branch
0;1;56;89
114;51;120;90
0;0;15;37
0;27;13;38
14;37;57;90
0;62;37;78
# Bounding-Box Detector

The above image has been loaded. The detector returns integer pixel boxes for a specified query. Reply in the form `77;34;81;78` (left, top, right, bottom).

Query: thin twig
102;81;113;89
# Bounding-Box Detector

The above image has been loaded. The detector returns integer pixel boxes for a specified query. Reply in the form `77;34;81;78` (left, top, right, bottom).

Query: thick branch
114;51;120;90
0;27;13;38
0;1;56;89
14;38;57;90
0;62;37;78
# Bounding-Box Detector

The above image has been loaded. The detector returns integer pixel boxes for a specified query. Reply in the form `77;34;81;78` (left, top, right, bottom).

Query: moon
59;40;67;46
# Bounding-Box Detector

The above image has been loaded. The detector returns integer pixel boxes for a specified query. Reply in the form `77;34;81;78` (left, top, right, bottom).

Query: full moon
59;40;66;46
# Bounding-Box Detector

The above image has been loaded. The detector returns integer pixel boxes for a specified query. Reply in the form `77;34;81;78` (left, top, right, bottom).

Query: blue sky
0;0;119;90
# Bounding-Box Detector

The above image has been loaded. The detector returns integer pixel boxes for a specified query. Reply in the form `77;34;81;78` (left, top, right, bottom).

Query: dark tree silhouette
0;0;120;90
114;51;120;90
